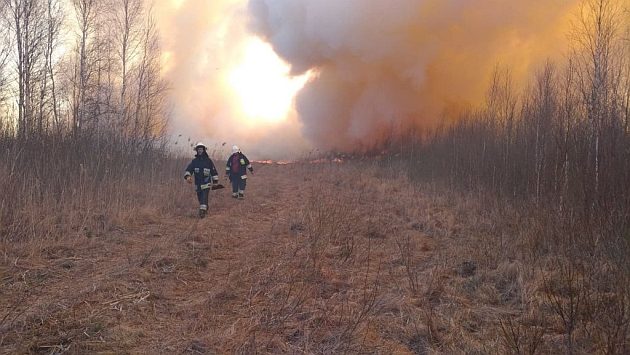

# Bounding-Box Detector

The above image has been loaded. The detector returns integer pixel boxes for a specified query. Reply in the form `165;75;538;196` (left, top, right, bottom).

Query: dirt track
1;162;468;353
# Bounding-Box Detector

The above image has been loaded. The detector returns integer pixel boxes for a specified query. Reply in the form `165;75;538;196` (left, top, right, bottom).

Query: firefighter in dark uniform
226;145;253;199
184;142;219;218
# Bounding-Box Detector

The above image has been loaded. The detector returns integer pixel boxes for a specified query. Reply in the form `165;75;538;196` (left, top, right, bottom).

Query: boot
198;209;207;218
232;192;238;199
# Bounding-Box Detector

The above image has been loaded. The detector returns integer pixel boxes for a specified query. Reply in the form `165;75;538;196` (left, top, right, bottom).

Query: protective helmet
232;145;240;154
194;142;206;150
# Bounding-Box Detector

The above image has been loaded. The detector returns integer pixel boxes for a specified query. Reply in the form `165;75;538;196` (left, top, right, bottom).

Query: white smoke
154;0;311;159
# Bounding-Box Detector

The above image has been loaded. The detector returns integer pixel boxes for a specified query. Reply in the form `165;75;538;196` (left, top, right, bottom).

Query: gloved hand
185;176;192;184
248;167;254;175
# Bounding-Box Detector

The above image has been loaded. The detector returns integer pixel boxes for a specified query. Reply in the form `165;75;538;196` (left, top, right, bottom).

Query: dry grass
1;160;629;353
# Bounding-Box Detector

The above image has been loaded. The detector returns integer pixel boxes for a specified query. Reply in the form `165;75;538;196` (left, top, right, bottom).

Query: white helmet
194;142;206;150
232;145;240;154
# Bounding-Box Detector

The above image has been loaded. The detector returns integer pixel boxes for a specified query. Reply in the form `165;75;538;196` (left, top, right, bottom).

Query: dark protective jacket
184;152;219;190
226;152;252;180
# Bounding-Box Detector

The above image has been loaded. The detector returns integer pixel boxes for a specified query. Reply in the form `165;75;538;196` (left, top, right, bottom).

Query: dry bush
539;258;591;352
299;184;361;269
396;233;420;294
499;314;546;355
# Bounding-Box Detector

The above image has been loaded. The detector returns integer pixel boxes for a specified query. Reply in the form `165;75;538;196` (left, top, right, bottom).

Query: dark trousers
231;176;246;194
196;188;209;208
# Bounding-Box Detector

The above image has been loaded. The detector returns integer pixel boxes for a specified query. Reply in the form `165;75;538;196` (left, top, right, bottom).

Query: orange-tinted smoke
248;0;581;151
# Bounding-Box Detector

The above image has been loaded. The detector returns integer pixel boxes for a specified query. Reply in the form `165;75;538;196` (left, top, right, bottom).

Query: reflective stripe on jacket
185;153;219;188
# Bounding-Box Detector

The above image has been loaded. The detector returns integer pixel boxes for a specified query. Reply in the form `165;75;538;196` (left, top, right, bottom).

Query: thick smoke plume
156;0;581;157
248;0;580;151
154;0;310;158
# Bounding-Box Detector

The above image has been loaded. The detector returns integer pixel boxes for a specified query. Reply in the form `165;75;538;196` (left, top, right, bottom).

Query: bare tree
35;0;62;134
485;65;518;195
0;4;12;109
557;58;579;211
71;0;99;137
619;5;630;133
91;14;118;142
111;0;142;138
3;0;48;139
571;0;628;205
530;62;557;204
133;4;168;150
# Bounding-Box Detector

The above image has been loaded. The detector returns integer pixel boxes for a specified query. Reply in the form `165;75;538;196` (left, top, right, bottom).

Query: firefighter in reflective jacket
226;145;253;199
184;142;219;218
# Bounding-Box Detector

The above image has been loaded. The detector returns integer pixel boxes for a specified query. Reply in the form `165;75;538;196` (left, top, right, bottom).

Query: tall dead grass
395;175;630;353
0;134;189;249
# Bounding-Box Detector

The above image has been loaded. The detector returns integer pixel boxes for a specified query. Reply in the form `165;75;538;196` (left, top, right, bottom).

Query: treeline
0;0;168;147
405;0;629;228
0;0;173;240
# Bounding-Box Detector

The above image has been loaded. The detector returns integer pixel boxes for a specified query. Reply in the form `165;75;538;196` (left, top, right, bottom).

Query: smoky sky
247;0;580;151
156;0;580;157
